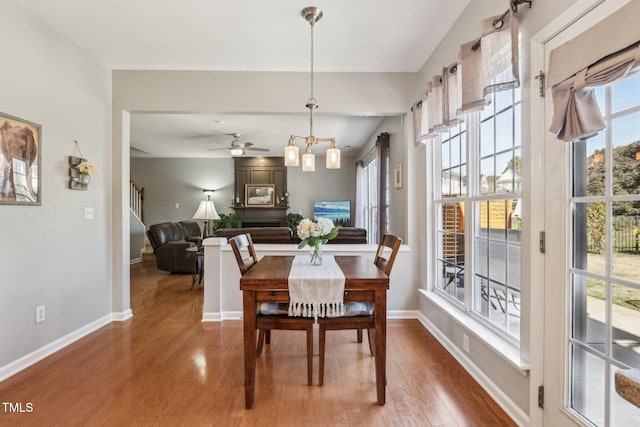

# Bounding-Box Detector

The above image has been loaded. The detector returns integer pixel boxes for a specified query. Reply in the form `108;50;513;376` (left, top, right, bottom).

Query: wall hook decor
68;140;95;190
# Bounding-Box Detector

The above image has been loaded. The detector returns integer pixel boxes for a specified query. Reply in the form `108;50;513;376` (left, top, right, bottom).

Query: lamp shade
284;143;299;166
192;200;220;220
326;144;341;169
302;152;315;172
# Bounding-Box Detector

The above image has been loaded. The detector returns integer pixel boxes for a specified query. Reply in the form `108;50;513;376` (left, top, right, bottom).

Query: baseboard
129;257;142;265
112;309;133;321
0;313;114;383
388;310;419;319
202;312;222;322
416;312;529;427
221;311;243;320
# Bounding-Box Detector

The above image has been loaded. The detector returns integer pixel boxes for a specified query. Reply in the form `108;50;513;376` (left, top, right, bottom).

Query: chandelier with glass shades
284;6;340;172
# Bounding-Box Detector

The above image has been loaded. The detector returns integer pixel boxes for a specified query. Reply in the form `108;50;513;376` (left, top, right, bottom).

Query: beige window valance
416;10;520;142
547;1;640;89
549;41;640;142
548;1;640;142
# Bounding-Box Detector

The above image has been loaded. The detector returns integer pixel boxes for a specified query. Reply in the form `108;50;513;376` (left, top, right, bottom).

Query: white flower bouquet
297;218;339;265
76;161;97;176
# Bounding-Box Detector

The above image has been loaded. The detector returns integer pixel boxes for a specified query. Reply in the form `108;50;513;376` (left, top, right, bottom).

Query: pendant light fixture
284;6;340;172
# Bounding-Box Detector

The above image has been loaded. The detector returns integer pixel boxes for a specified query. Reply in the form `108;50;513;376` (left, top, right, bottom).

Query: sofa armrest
154;241;196;273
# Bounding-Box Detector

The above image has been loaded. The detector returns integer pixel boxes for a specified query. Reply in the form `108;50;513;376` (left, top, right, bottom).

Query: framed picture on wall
0;112;41;205
245;184;275;207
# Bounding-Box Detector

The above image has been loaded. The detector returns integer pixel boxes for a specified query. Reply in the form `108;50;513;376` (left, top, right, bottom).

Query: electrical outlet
35;305;46;323
462;333;469;353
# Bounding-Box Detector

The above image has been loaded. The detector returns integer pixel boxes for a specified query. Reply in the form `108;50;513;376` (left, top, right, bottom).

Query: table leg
243;290;257;409
374;289;387;405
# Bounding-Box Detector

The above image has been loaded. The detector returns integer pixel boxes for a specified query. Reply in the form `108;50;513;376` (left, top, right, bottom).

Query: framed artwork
314;200;351;226
245;184;275;207
394;164;402;189
0;113;41;205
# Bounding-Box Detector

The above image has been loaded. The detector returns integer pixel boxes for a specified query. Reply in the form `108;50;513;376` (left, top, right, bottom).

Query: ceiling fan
207;133;269;156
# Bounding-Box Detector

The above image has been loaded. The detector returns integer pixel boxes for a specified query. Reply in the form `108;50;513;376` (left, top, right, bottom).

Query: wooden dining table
239;255;390;409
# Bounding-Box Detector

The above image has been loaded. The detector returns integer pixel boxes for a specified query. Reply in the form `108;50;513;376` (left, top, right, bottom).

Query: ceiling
14;0;470;158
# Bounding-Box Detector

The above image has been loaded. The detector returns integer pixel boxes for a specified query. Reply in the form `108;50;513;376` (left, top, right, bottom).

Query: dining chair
229;233;314;386
318;234;401;386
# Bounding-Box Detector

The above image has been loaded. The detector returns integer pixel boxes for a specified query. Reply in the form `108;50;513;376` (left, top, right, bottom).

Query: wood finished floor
0;262;516;426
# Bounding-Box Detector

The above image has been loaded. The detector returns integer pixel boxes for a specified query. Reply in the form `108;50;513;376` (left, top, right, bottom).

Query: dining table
239;255;389;409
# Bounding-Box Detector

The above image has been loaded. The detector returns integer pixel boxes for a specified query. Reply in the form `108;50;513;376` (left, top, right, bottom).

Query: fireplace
232;206;288;228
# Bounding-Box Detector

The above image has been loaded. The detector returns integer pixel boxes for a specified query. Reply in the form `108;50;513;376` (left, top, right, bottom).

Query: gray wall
0;2;111;367
287;156;357;222
130;157;235;230
132;155;356;233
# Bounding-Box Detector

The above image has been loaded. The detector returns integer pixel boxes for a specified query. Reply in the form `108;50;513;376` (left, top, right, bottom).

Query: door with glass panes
542;2;640;425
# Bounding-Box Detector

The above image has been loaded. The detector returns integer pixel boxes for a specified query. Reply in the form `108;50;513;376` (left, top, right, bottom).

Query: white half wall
201;239;414;320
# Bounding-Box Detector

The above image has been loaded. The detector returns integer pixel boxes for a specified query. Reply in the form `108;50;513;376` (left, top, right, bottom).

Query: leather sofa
147;222;200;273
215;226;367;244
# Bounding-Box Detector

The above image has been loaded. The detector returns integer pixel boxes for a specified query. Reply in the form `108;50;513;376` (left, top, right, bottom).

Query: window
569;72;640;427
434;87;522;340
361;159;379;244
356;133;390;244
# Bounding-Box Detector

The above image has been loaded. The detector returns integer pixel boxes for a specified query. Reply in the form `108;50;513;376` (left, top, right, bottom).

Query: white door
540;1;640;425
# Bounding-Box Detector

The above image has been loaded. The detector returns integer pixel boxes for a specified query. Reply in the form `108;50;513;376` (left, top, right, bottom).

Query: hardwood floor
0;262;516;426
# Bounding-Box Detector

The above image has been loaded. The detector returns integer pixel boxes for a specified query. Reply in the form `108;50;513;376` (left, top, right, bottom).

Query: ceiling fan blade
244;147;270;152
207;147;230;151
130;146;151;154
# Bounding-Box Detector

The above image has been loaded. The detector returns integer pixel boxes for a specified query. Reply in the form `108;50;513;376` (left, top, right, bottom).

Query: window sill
419;289;530;374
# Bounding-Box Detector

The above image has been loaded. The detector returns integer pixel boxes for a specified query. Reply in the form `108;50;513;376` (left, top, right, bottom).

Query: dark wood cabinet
233;157;288;226
234;157;287;203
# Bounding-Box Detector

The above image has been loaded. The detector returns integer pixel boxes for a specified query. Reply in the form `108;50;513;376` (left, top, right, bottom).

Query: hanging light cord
308;18;316;139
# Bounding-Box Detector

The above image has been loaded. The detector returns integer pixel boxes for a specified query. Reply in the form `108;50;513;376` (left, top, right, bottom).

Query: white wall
0;2;111;371
202;239;414;320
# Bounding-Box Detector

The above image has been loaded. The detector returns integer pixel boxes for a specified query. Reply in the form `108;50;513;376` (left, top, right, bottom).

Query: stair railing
130;179;144;223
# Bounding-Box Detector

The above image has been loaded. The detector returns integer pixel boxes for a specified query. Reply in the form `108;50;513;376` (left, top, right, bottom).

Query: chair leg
265;329;271;345
367;328;375;357
356;328;363;343
319;325;326;386
256;329;265;356
306;325;313;386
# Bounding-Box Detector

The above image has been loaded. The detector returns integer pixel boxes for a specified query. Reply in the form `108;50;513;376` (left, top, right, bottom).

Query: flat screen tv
314;200;351;226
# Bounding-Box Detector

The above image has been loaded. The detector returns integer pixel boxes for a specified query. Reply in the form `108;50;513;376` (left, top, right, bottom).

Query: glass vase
309;243;323;266
78;173;91;185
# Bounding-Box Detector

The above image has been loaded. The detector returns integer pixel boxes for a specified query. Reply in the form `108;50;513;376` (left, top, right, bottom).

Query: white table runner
288;255;346;318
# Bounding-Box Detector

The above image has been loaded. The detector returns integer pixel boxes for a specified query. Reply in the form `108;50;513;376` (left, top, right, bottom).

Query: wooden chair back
374;234;402;276
229;233;258;276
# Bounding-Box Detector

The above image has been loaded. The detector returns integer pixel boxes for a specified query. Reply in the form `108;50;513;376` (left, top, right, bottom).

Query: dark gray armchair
146;222;196;273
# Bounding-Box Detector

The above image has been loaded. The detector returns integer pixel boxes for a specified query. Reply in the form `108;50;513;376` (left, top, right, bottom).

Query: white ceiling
130;113;387;159
14;0;470;157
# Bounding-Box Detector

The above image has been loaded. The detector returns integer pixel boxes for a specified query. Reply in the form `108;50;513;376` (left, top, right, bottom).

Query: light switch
175;202;180;209
84;207;94;220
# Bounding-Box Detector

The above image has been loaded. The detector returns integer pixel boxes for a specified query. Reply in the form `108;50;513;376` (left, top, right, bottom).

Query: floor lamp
193;191;220;239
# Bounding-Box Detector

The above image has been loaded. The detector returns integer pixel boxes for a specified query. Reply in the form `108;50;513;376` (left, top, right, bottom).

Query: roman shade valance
547;1;640;142
547;1;640;89
549;42;640;142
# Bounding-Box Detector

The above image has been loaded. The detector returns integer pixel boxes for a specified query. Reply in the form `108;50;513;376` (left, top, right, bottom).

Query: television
313;200;351;226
